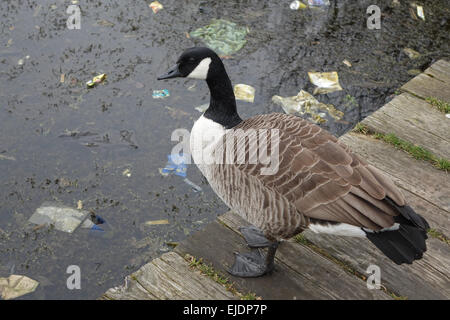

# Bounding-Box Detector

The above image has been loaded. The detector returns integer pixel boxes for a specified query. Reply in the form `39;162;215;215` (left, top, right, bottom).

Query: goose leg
239;226;271;248
228;241;279;278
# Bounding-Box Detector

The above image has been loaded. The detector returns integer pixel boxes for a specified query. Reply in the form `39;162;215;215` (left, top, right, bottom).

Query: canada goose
158;47;429;278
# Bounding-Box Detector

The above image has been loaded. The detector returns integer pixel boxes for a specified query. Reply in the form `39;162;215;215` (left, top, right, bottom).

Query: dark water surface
0;0;449;299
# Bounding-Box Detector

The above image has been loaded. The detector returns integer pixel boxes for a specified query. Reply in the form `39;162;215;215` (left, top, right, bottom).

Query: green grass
185;254;260;300
427;229;450;245
426;97;450;113
352;123;449;171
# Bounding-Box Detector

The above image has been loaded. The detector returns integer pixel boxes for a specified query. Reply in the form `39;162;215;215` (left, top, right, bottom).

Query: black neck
203;64;242;129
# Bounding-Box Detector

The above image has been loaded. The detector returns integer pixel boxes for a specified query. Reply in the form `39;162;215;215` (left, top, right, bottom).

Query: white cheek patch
187;57;212;80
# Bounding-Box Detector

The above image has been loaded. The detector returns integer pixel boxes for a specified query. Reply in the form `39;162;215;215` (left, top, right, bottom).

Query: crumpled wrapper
272;90;344;124
0;275;39;300
308;71;343;94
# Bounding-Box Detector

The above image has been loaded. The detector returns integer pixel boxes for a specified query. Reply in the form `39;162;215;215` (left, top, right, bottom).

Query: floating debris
342;59;352;67
407;69;421;76
183;178;203;192
160;153;187;177
166;241;178;248
60;73;65;83
96;19;115;27
446;114;450;119
77;200;83;210
416;5;425;20
145;219;169;226
290;1;307;10
190;19;248;56
0;154;16;161
272;90;344;124
152;89;170;99
403;48;421;59
307;0;330;6
308;71;343;94
195;103;209;113
17;59;24;66
28;202;89;233
0;275;39;300
122;168;132;177
86;74;106;88
149;1;163;14
234;84;255;103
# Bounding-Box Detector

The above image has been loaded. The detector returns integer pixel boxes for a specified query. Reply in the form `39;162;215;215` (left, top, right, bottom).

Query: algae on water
190;19;248;56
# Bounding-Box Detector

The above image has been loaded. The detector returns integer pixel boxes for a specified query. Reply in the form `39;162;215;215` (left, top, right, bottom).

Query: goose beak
157;64;182;80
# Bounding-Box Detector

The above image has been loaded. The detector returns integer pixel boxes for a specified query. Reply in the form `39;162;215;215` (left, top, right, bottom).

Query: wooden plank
424;60;450;84
218;211;390;300
102;252;237;300
340;133;450;212
399;187;450;237
102;275;158;300
401;73;450;102
302;231;450;299
135;252;237;300
361;93;450;159
175;220;338;299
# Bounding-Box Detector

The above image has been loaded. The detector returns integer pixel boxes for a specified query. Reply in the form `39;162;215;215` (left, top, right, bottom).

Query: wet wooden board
340;133;450;213
401;69;450;102
361;93;450;159
302;231;450;299
218;211;390;300
102;252;236;300
174;221;335;300
424;59;450;84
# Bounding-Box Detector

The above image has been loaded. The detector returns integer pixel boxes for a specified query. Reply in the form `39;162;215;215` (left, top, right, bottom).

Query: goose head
157;47;241;128
157;47;222;81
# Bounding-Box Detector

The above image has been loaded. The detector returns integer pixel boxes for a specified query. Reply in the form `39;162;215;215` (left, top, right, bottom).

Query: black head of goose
158;47;430;278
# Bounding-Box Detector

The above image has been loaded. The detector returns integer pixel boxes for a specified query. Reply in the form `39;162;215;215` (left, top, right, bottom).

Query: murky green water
0;0;448;299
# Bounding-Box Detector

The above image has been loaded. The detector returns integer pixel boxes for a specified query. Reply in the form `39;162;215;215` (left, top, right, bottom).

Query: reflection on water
0;0;449;299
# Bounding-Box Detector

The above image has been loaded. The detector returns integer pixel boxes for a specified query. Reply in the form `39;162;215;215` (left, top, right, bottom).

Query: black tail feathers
365;198;429;265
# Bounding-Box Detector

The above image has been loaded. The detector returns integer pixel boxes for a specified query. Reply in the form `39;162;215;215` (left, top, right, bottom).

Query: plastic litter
145;219;169;226
149;1;163;14
342;59;352;67
183;178;203;192
290;1;307;10
416;5;425;20
160;153;188;177
308;71;343;95
152;89;170;99
195;103;209;113
0;275;39;300
307;0;330;6
234;84;255;103
403;48;420;59
0;154;16;161
81;213;106;232
272;90;344;124
159;153;203;192
190;19;248;56
86;74;106;88
122;168;132;177
29;202;89;233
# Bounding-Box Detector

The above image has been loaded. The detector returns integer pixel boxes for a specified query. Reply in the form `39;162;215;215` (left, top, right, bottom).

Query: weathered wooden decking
102;60;450;300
